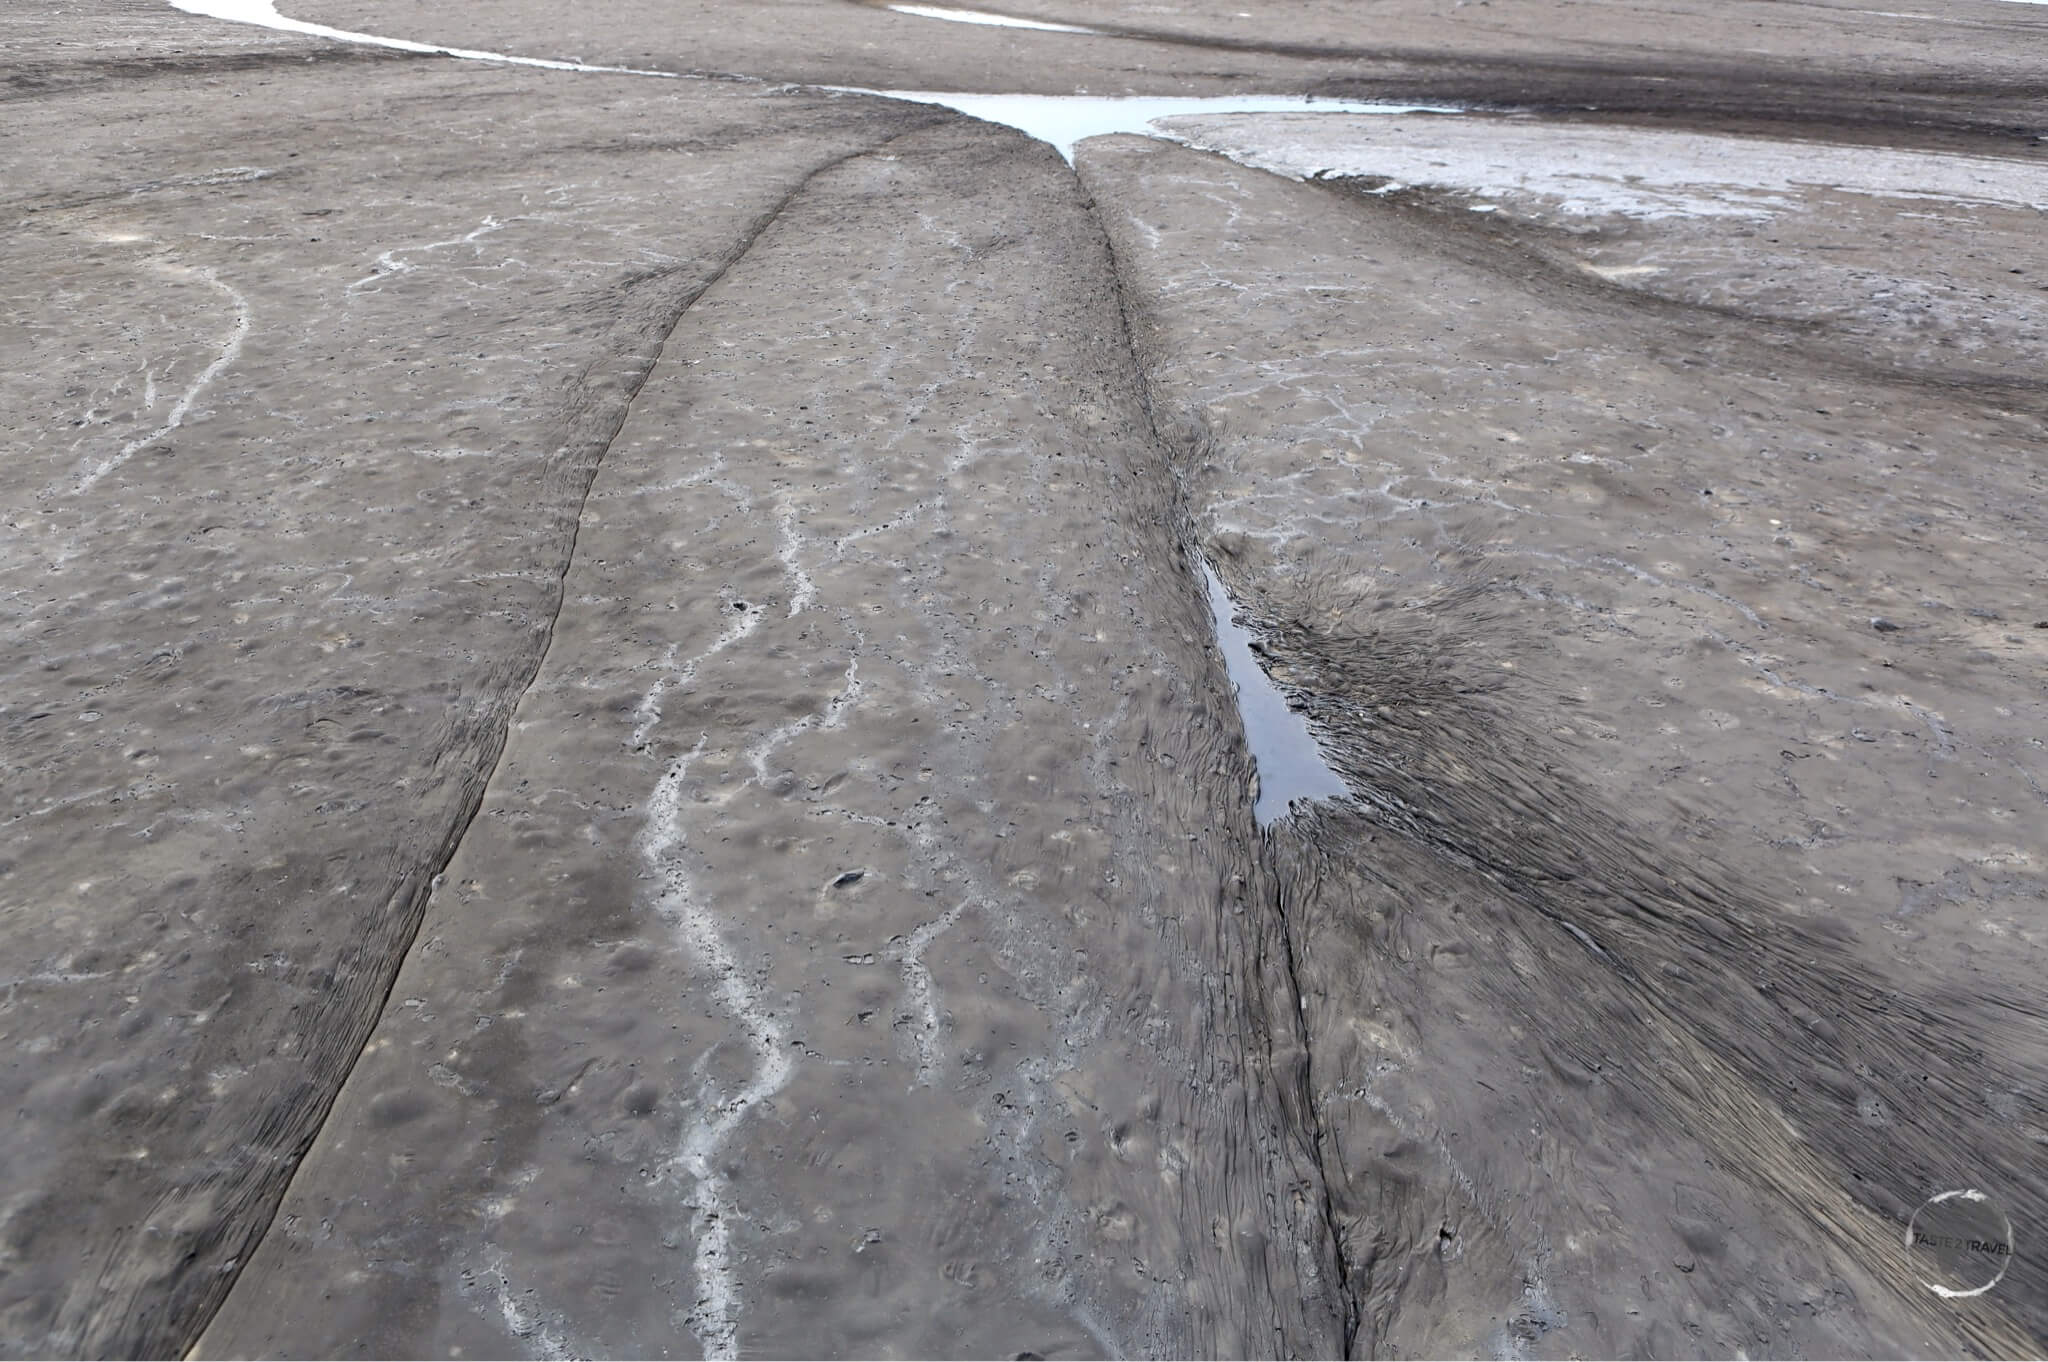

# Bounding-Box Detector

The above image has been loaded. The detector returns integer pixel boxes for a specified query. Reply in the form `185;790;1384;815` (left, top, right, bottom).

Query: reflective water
884;3;1102;34
1201;563;1349;825
169;0;679;71
167;2;1455;162
838;91;1453;162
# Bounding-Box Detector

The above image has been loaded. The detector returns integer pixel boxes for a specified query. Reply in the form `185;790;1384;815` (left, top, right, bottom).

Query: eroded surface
195;117;1341;1362
4;0;2047;1357
1078;129;2047;1357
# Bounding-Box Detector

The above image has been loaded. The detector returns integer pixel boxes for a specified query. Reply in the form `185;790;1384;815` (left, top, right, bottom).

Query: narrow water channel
1200;561;1349;825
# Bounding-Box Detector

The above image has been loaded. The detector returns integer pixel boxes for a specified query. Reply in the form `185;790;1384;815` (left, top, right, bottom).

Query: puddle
168;0;681;72
838;91;1454;162
884;3;1102;34
1201;562;1349;825
166;2;1456;163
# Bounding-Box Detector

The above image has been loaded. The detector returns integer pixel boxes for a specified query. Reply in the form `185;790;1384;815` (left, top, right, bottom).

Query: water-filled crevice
1200;561;1350;825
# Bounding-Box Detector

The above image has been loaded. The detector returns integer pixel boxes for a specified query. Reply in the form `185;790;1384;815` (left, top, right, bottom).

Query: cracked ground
2;0;2046;1357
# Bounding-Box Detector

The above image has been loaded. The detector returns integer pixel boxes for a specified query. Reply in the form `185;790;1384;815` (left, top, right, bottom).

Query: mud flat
1077;120;2048;1356
194;115;1346;1361
3;0;2046;1357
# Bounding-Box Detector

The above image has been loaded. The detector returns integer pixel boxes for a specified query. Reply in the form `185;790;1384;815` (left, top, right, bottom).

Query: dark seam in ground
185;115;947;1357
1252;573;2048;1355
1072;134;2048;1358
1258;830;1362;1357
1079;166;1359;1356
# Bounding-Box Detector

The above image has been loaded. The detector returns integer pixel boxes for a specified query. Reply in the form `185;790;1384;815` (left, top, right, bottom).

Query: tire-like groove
161;115;947;1362
1073;136;2048;1358
1080;170;1358;1356
1257;835;1363;1357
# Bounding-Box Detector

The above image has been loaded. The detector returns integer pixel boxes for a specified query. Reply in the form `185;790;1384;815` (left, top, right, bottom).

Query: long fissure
173;129;945;1360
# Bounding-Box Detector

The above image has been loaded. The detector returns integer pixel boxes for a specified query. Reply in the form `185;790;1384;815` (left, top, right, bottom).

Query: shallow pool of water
1201;562;1349;825
839;91;1454;161
884;3;1102;34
